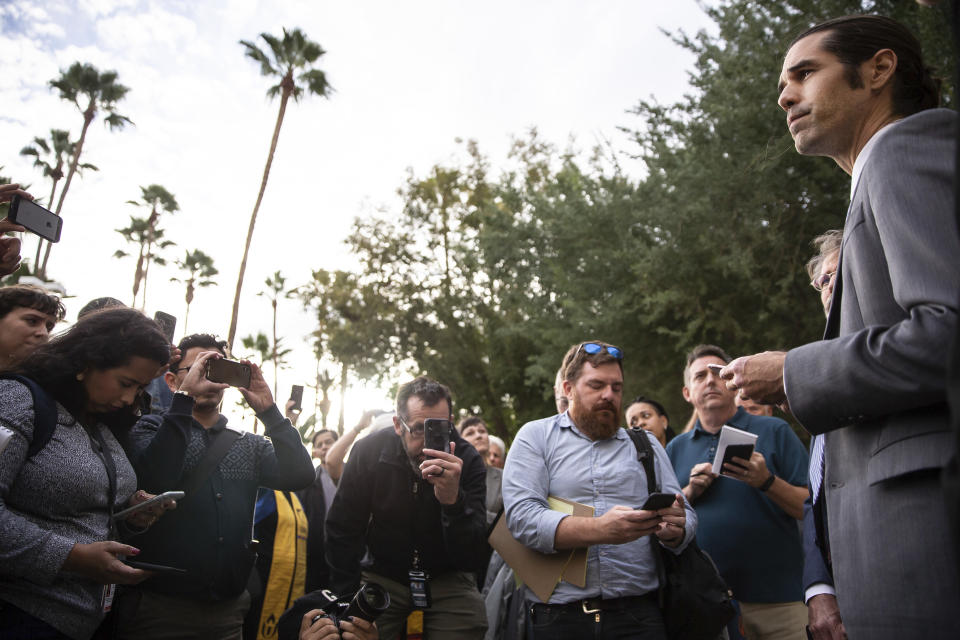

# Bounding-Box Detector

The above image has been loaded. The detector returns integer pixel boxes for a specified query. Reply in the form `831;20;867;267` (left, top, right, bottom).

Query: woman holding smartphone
0;307;173;639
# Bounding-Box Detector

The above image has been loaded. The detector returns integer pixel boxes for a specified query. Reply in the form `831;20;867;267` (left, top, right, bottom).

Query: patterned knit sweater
0;380;137;640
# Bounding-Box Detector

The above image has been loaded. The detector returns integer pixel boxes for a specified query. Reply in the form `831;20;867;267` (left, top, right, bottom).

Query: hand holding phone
639;492;677;511
423;418;452;456
113;491;184;521
8;195;62;242
206;358;252;388
288;384;304;413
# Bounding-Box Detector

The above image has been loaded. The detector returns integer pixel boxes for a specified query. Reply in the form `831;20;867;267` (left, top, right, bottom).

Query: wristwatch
759;473;776;492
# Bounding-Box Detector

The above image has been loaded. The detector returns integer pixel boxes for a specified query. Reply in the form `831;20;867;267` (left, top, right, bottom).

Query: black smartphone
289;384;304;412
424;418;452;453
720;444;755;473
206;359;251;388
153;311;176;342
640;492;676;511
8;195;62;242
123;560;187;575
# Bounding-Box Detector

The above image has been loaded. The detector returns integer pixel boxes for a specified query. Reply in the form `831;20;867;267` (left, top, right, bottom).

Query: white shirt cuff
805;582;836;603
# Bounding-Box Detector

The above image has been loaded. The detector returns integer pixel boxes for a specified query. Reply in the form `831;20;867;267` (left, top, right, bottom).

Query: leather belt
531;593;656;615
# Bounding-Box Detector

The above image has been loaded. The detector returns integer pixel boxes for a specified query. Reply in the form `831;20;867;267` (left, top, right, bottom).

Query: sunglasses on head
578;342;624;360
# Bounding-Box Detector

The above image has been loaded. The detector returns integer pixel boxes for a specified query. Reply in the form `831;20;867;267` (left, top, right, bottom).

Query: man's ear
867;48;898;93
681;386;692;404
392;415;403;436
164;370;178;393
562;378;573;397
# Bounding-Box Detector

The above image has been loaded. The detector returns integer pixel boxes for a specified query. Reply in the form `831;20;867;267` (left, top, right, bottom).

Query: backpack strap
0;374;59;459
180;428;242;499
626;427;660;494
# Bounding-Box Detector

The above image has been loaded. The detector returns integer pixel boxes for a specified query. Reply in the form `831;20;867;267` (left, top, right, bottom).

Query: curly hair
14;307;170;418
0;284;66;321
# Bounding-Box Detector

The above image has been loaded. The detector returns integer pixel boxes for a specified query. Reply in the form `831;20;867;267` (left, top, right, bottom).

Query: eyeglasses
810;270;836;292
398;416;425;436
173;365;193;374
577;342;624;360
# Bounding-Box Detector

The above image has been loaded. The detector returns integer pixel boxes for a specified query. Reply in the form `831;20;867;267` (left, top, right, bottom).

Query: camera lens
344;582;391;622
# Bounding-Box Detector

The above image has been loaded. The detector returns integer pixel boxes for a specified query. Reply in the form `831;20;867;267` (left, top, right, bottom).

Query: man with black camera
325;376;489;639
115;333;315;639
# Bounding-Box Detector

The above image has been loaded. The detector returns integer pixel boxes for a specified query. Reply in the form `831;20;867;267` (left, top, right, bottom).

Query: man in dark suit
720;15;960;639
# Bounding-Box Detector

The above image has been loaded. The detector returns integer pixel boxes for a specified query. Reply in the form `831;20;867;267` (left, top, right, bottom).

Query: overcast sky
1;0;715;430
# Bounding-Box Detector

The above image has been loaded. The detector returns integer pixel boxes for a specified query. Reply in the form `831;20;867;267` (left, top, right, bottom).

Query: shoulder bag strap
181;429;242;499
626;427;660;493
84;424;119;536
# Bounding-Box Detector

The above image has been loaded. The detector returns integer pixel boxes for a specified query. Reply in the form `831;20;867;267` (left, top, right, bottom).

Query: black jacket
125;394;315;600
325;425;488;594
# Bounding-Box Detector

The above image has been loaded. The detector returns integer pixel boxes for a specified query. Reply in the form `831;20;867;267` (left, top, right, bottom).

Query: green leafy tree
113;216;175;308
124;185;179;309
19;129;97;271
44;62;132;278
170;249;218;333
228;27;333;351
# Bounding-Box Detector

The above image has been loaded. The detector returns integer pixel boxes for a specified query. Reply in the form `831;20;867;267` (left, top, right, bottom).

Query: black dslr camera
310;583;391;630
277;583;390;639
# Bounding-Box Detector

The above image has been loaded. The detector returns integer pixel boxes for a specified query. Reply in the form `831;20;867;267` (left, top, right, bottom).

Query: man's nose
778;84;797;111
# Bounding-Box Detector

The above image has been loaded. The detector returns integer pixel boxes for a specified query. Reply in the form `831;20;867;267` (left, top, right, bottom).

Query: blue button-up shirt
502;412;696;604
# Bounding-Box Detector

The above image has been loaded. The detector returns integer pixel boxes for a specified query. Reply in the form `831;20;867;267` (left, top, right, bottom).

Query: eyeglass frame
810;269;837;292
397;415;426;436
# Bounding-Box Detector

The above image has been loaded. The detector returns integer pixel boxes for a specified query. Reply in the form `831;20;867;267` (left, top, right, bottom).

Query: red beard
569;394;622;441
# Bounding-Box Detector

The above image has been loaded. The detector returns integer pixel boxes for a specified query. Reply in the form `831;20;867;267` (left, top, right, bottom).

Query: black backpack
0;374;59;458
626;428;736;640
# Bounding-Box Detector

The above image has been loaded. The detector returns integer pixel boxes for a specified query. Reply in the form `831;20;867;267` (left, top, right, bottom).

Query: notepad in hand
711;425;758;476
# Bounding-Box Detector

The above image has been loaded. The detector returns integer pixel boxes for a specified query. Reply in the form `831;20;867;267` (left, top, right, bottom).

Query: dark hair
684;344;732;385
456;416;486;434
560;340;624;384
805;229;843;279
627;395;669;424
395;376;452;421
177;333;228;356
14;307;170;418
312;428;338;446
0;284;66;321
790;15;940;116
77;296;124;319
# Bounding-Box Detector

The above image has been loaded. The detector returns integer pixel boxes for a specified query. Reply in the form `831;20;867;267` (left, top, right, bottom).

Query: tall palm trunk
139;206;159;310
34;170;62;271
337;361;347;435
184;280;195;334
40;100;94;278
271;297;279;398
227;81;292;351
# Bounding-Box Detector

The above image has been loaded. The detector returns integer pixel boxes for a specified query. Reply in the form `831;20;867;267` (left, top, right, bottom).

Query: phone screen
9;196;62;242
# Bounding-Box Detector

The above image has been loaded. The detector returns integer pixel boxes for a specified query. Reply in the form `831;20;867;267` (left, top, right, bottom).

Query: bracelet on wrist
759;473;776;492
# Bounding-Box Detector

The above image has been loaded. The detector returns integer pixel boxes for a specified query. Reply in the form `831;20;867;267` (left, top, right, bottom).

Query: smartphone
720;444;755;473
289;384;304;412
206;359;251;388
112;490;184;521
123;560;187;575
153;311;176;342
640;492;676;511
8;195;62;242
424;418;452;454
707;363;725;374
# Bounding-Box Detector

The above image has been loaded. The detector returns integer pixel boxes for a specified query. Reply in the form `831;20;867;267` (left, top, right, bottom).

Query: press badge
101;583;116;612
408;568;432;609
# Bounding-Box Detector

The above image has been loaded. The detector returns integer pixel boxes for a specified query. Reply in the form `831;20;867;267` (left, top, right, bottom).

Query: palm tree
126;185;179;309
227;28;332;350
113;216;176;307
19;130;97;271
43;62;132;278
170;249;218;333
257;271;298;396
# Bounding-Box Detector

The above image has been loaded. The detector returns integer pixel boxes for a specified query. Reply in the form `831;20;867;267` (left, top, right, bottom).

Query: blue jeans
0;600;72;639
526;595;667;640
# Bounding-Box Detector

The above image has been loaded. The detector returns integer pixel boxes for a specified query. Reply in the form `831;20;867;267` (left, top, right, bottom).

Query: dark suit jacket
784;108;960;638
801;497;830;591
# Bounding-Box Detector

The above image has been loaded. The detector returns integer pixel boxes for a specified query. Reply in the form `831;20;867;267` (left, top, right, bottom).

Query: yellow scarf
256;491;308;640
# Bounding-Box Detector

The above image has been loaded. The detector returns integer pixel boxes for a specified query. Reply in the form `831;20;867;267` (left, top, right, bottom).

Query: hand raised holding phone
177;350;228;397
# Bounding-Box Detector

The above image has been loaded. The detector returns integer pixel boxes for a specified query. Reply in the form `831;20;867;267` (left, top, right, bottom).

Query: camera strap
181;427;242;499
408;479;432;609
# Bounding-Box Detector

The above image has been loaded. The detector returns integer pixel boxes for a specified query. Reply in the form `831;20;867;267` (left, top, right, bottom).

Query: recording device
423;418;452;454
112;490;184;521
289;384;304;413
640;492;677;511
720;444;755;473
206;358;251;388
310;583;391;629
8;195;62;242
707;363;724;375
153;311;176;342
